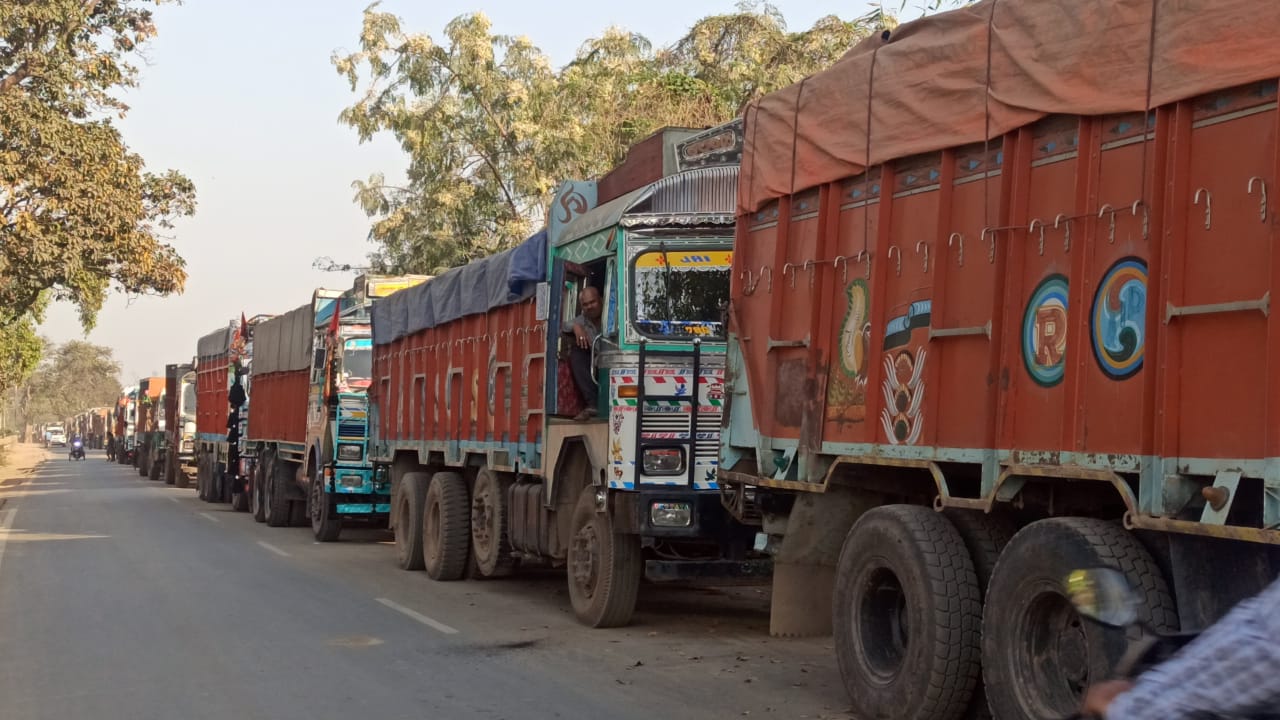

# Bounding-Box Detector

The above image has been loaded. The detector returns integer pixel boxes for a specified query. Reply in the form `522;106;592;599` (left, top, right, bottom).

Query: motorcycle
68;440;85;461
1064;567;1280;719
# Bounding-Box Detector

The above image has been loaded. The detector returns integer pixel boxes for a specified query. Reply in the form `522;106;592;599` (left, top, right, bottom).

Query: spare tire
833;505;982;720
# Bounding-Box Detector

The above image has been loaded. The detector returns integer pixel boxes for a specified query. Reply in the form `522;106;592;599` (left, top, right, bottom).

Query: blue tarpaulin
371;230;547;346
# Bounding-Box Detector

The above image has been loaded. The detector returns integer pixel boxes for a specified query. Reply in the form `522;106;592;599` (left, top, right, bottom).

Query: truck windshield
342;338;373;385
181;382;196;418
631;248;731;339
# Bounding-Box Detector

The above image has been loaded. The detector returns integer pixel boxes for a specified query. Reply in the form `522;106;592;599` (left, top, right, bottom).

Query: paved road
0;448;850;720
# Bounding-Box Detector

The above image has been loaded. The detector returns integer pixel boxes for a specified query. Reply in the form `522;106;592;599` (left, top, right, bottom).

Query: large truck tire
422;471;470;581
566;487;641;628
251;453;269;523
981;517;1177;720
264;457;293;528
309;472;342;542
196;455;208;501
149;451;162;481
394;472;430;570
221;463;236;504
212;463;225;503
469;467;515;579
945;510;1017;720
230;481;250;512
833;505;981;720
137;448;149;477
174;453;190;489
202;456;216;501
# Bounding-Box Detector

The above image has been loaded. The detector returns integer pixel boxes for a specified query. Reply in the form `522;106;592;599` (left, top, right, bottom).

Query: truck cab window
181;382;197;418
342;338;373;387
631;248;731;339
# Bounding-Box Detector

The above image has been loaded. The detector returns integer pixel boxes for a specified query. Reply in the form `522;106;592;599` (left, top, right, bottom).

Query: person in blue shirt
1084;574;1280;718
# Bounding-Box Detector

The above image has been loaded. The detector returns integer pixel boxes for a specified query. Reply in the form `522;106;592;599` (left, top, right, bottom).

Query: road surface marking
166;496;181;504
376;597;459;635
257;541;290;557
0;508;15;577
197;512;220;523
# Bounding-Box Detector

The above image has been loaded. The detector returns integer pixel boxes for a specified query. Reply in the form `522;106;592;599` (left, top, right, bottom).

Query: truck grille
337;420;366;439
640;406;721;461
337;394;368;439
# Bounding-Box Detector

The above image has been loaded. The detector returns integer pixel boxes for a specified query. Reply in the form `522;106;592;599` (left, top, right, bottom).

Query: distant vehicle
69;439;85;461
48;429;67;447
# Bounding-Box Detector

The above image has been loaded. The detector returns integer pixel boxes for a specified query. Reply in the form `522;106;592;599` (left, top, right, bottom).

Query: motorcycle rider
1083;573;1280;718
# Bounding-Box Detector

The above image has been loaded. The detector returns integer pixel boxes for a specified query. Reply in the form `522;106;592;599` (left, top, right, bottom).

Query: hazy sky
39;0;883;383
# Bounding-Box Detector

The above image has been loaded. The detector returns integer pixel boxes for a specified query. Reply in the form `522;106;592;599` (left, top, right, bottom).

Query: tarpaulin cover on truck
740;0;1280;212
371;230;547;346
252;303;315;375
196;326;231;360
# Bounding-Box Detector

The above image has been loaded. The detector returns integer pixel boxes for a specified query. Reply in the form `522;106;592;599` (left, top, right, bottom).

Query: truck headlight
339;474;365;490
642;447;684;475
650;501;692;527
337;443;362;461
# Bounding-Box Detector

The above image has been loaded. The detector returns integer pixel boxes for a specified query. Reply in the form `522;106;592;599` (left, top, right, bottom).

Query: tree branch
0;0;103;95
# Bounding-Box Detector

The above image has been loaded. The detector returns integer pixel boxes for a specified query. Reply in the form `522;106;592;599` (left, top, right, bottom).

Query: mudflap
768;490;876;638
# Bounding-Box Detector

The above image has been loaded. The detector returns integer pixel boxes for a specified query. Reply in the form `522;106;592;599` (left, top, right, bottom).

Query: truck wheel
422;471;470;581
149;453;162;482
195;455;207;500
309;472;342;542
566;487;641;628
251;454;269;523
264;457;293;528
137;450;148;477
470;467;515;579
981;518;1177;720
395;472;430;570
833;505;981;720
945;511;1016;720
164;453;176;485
230;479;250;512
212;463;225;503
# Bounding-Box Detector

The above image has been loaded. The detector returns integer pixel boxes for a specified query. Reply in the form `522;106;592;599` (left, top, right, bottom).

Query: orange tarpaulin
740;0;1280;213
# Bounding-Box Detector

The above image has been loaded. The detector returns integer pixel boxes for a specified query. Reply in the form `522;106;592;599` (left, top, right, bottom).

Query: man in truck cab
566;285;602;421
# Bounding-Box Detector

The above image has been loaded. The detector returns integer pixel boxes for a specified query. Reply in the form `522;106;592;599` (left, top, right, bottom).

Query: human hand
1082;680;1133;718
575;325;590;349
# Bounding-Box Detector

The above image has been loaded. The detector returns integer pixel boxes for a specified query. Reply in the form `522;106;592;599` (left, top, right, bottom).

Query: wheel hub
1056;611;1090;687
472;492;493;549
570;526;600;596
1016;587;1092;712
858;566;909;681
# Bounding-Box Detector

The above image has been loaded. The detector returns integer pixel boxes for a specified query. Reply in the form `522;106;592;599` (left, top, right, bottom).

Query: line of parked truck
67;3;1280;718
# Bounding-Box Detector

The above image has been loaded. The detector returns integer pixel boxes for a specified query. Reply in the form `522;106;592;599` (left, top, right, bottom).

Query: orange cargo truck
718;2;1280;719
134;376;165;480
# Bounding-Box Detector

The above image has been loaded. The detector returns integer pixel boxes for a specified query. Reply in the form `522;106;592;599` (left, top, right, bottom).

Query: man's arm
1102;577;1280;719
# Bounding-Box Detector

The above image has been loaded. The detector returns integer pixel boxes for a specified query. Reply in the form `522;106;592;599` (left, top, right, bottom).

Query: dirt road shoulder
0;442;48;488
